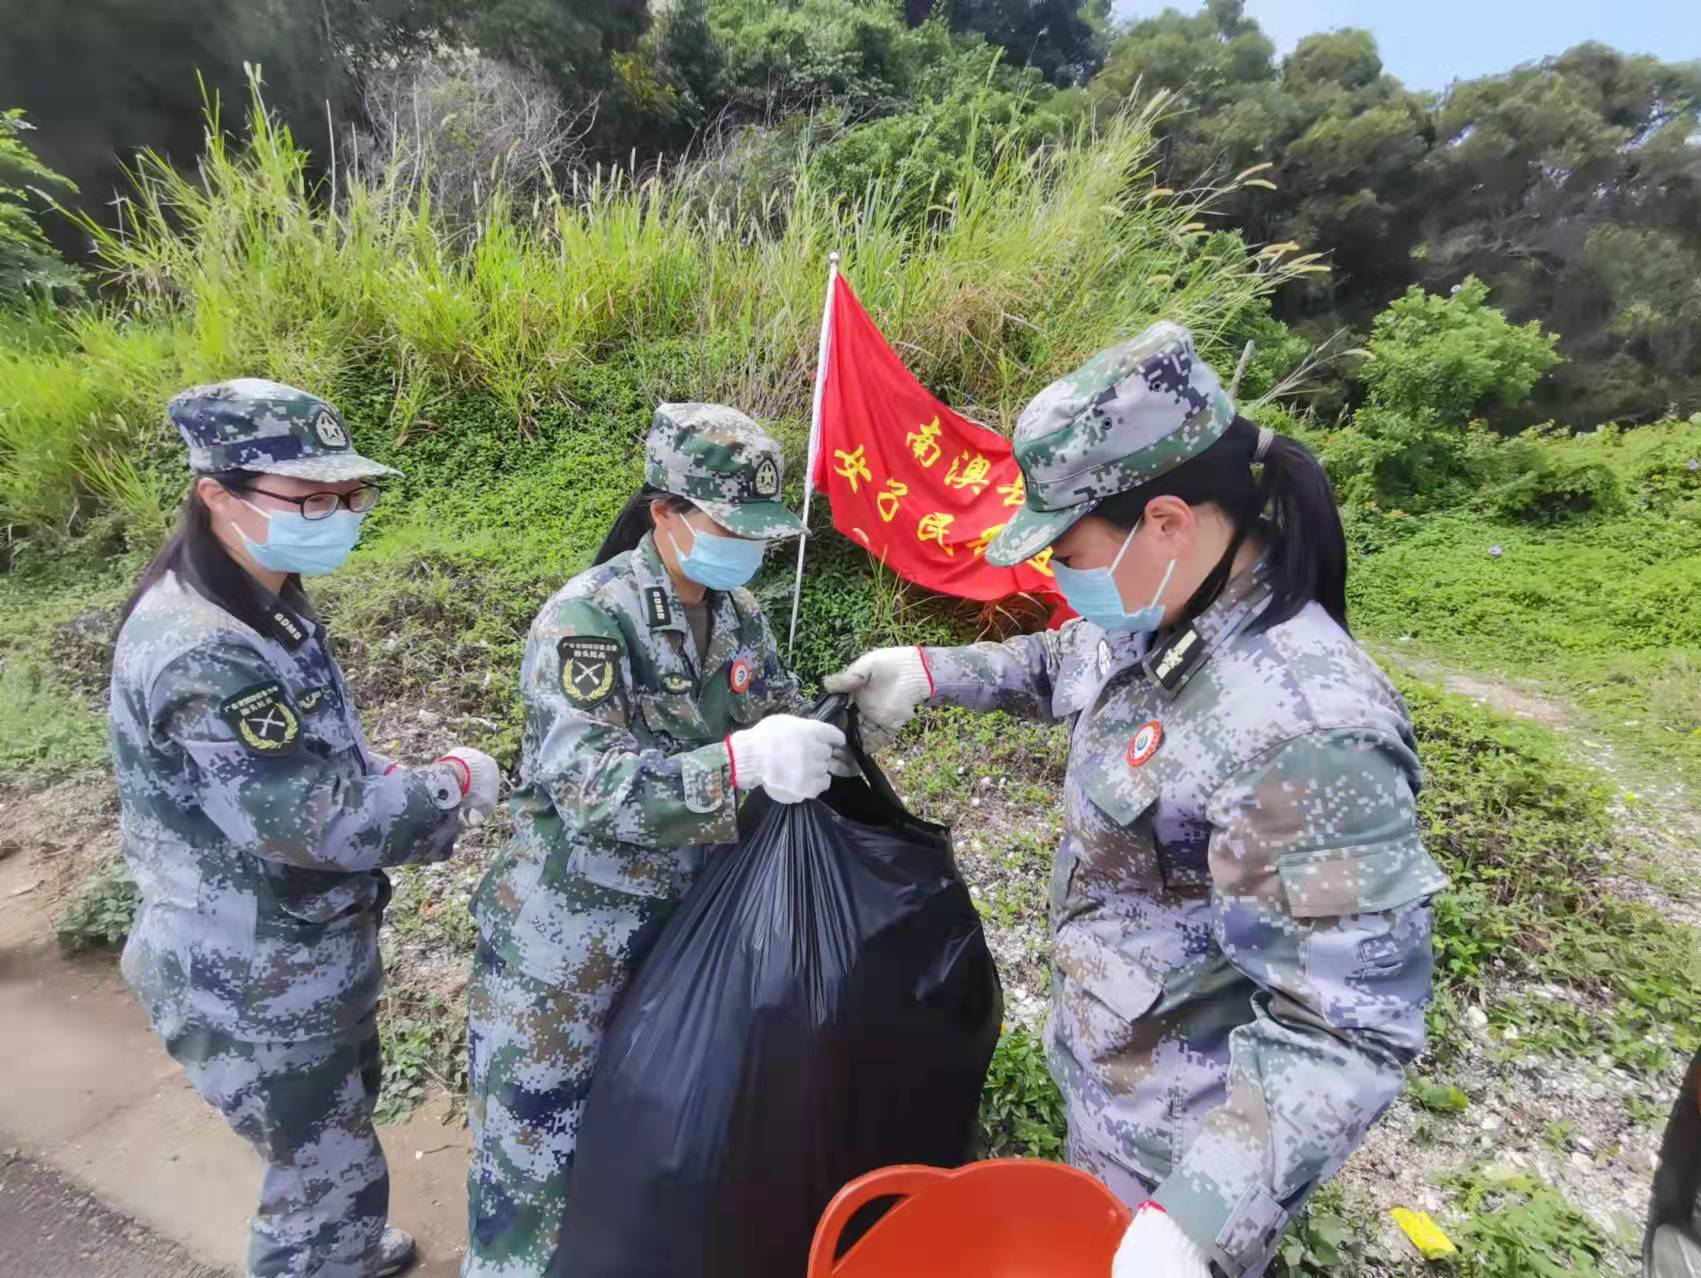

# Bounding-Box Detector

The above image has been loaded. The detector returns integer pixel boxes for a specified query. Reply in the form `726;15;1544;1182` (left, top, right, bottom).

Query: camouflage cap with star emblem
984;322;1234;567
644;403;804;539
169;378;401;482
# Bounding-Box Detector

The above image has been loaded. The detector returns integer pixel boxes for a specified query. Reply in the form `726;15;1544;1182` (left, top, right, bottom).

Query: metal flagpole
787;251;840;658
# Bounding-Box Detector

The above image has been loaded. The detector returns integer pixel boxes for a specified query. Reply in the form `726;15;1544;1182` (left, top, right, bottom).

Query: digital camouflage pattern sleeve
921;622;1088;721
150;641;460;871
527;597;739;847
1154;727;1447;1274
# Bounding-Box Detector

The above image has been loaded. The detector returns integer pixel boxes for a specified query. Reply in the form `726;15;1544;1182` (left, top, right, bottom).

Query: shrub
0;109;80;310
0;78;1315;546
977;1025;1066;1159
57;860;139;953
1359;277;1561;425
1488;455;1625;523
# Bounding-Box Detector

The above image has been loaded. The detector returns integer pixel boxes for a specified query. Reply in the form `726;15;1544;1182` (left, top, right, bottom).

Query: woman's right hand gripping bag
558;696;1003;1278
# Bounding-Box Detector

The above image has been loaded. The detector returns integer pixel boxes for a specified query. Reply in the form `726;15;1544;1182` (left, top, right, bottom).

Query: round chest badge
1126;720;1163;767
753;457;780;497
729;659;753;694
314;410;349;449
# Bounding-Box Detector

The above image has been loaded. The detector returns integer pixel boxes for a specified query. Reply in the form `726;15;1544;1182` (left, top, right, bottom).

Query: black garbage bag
558;698;1003;1278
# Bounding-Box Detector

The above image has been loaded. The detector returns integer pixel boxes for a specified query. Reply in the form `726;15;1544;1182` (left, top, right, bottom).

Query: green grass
1442;1164;1619;1277
0;80;1311;562
1406;678;1701;1074
1350;416;1701;791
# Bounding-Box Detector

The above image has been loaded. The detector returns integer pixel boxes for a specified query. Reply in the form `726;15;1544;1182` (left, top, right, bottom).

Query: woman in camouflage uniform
110;380;501;1278
462;404;842;1277
828;326;1449;1278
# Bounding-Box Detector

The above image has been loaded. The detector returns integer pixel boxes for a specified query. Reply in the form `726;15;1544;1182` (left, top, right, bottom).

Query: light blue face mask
239;500;365;576
1051;520;1176;634
669;516;765;591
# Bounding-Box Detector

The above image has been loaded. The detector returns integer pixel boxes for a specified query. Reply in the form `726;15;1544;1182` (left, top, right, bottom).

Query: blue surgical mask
1051;521;1176;634
238;501;365;576
669;518;765;591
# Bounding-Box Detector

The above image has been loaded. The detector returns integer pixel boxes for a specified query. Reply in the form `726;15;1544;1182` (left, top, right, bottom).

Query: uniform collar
258;582;319;650
634;533;693;635
1141;556;1272;699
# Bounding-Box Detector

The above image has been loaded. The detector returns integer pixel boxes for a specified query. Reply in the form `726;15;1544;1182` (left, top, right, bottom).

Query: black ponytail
593;485;695;566
1089;416;1349;633
1255;428;1348;631
116;470;306;645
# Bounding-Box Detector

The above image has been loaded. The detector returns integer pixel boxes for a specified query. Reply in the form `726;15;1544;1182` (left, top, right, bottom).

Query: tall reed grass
0;77;1320;545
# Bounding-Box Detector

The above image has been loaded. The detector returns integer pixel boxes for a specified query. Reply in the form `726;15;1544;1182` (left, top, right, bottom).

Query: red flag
811;273;1063;609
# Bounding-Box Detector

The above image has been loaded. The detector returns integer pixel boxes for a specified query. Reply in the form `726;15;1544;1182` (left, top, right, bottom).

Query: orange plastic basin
808;1160;1133;1278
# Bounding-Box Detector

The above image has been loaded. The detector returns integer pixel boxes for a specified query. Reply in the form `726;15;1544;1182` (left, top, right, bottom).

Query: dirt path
1387;649;1701;929
0;847;473;1278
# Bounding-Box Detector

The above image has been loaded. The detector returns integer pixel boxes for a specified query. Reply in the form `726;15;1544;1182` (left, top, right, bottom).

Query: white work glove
1111;1204;1211;1278
727;714;845;804
437;747;501;827
822;646;932;748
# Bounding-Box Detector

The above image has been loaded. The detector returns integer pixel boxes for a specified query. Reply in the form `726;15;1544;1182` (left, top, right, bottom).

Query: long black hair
116;470;306;643
594;485;696;565
1091;415;1348;632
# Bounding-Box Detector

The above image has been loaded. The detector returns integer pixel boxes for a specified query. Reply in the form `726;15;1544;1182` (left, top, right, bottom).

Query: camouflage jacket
472;534;804;985
111;573;462;1043
925;563;1448;1276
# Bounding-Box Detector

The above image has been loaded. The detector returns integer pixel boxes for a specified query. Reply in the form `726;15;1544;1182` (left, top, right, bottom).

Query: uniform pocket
1276;834;1448;917
259;860;380;924
638;690;714;744
1052;917;1167;1025
567;840;703;903
1079;761;1161;830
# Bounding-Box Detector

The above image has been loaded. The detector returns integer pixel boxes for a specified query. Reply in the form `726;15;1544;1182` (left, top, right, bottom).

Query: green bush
1359;277;1562;425
1488;455;1625;523
0;80;1311;549
1444;1165;1611;1277
0;109;81;310
977;1025;1066;1159
57;860;138;953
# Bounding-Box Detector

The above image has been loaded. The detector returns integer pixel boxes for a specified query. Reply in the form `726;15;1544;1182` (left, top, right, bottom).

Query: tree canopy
2;0;1697;425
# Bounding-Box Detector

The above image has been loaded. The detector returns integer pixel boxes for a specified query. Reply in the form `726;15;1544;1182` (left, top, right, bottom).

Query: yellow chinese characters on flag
811;273;1064;609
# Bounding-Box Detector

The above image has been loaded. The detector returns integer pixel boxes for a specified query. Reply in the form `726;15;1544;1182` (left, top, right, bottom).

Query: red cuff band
915;645;935;698
724;736;739;791
438;755;471;797
383;761;400;776
1135;1200;1166;1216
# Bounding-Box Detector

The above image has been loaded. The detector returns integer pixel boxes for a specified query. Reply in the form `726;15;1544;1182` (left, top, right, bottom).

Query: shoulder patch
559;635;622;707
1150;624;1207;694
269;606;308;649
219;681;301;755
643;586;672;629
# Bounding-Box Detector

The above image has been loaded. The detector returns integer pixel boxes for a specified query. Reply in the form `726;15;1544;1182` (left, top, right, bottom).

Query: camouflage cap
644;403;804;540
984;322;1234;567
169;378;401;482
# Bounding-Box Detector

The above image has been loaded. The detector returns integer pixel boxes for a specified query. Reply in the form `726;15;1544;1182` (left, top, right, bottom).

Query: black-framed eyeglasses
242;484;382;520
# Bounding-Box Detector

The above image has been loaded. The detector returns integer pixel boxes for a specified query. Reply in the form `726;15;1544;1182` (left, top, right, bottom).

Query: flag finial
829;251;841;265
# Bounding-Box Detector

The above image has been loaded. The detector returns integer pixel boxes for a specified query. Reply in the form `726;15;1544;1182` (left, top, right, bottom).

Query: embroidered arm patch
219;681;302;756
559;635;623;708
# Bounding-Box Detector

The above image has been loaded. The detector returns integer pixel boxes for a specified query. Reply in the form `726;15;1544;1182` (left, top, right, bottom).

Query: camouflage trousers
166;1020;387;1278
1049;953;1284;1269
462;900;674;1278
